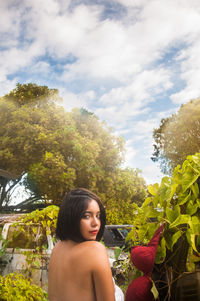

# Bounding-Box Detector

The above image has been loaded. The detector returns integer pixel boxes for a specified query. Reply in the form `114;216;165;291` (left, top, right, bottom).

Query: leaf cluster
0;273;48;300
8;206;59;276
127;153;200;271
14;205;59;237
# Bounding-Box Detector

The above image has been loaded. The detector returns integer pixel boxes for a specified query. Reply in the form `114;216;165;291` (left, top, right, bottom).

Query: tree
0;84;64;209
70;108;146;207
3;83;62;106
0;83;146;210
103;168;146;224
152;98;200;174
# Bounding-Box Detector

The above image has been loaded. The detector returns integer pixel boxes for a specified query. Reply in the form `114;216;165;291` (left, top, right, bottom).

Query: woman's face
80;199;101;241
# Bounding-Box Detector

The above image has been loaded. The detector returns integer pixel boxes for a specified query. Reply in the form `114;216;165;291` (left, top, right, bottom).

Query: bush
0;273;48;301
16;205;59;237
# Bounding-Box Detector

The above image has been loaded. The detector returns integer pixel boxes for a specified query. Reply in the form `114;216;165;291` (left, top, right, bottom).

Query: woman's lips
89;230;98;234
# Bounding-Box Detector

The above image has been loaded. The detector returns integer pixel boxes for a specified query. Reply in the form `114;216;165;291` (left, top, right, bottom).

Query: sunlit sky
1;0;200;184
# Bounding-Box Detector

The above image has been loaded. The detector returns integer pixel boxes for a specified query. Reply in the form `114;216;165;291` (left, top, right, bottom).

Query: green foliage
8;205;58;261
22;247;44;278
0;235;10;257
0;83;146;209
28;152;76;203
103;168;146;206
106;198;138;225
112;249;136;294
105;168;146;224
9;206;59;277
151;280;159;300
152;98;200;174
127;153;200;271
15;205;59;237
114;247;122;261
0;273;48;300
3;82;62;107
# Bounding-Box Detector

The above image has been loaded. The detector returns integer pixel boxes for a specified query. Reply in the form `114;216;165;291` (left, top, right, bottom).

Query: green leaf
143;206;160;218
188;216;200;234
177;191;191;206
148;184;159;196
186;201;199;215
114;247;121;261
191;234;199;253
166;205;180;223
169;215;191;229
191;182;199;198
156;237;166;263
33;261;40;268
151;279;159;299
159;177;172;203
142;197;153;207
181;172;199;192
171;230;182;250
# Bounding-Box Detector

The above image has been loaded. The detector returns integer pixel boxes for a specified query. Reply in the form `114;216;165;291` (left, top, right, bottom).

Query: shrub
16;205;59;237
0;273;48;301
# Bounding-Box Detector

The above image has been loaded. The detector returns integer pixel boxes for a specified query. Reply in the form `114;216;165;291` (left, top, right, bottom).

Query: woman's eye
82;214;90;219
96;214;100;219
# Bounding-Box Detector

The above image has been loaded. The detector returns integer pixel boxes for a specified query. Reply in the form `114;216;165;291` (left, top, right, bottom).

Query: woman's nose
91;216;99;226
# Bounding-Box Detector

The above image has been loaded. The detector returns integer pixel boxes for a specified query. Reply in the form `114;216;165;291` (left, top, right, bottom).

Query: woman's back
48;240;115;301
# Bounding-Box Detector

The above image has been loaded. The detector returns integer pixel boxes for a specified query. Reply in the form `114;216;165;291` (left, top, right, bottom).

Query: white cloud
142;163;163;185
122;136;164;185
0;1;22;47
100;68;172;105
115;0;148;7
171;41;200;104
0;41;45;80
94;68;172;132
26;2;102;58
61;89;96;111
0;78;18;97
2;0;200;88
1;0;200;185
123;142;137;167
30;61;51;74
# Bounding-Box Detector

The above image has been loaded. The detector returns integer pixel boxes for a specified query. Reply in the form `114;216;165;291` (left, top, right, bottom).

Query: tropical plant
127;153;200;300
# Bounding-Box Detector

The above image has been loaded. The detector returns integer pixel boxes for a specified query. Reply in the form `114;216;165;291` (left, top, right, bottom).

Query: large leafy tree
0;83;146;211
0;84;65;209
152;98;200;174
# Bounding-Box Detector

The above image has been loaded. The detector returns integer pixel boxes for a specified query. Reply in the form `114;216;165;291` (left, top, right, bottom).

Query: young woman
48;188;123;301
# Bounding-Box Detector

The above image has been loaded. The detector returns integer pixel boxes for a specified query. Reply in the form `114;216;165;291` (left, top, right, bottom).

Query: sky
1;0;200;185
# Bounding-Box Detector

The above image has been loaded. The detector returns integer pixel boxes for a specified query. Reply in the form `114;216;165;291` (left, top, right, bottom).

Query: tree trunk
0;178;8;211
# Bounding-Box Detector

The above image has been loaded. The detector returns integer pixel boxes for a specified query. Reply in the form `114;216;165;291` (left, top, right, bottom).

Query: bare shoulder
80;242;112;270
80;241;106;252
77;241;108;260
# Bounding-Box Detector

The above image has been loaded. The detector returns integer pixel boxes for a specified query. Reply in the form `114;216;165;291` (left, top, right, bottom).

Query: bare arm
90;242;115;301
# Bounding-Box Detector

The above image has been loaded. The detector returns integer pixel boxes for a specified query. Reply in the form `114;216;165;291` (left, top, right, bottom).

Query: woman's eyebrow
84;210;100;213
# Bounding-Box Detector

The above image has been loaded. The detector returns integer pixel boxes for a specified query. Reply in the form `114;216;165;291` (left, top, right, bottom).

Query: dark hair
56;188;106;242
